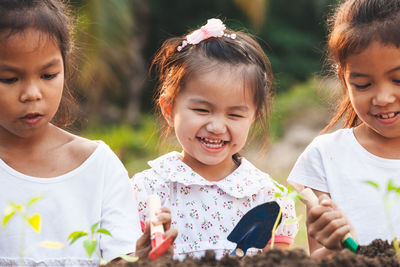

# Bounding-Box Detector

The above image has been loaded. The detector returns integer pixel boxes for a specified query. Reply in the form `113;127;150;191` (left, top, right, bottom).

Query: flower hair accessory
177;18;237;51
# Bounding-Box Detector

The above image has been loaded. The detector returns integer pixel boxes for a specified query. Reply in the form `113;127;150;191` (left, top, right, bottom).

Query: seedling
68;221;138;265
364;179;400;262
271;183;302;248
2;196;64;266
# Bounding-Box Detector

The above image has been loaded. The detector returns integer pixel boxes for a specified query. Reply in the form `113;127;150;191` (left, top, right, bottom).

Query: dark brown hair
151;23;273;140
323;0;400;132
0;0;77;127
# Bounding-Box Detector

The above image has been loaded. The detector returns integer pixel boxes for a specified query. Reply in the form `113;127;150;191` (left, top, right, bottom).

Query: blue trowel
227;201;281;257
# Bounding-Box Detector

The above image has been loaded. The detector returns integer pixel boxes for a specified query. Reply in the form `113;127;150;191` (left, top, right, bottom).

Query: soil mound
107;239;399;267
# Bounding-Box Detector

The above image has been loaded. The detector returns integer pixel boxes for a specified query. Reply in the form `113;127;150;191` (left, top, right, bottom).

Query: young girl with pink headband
131;18;298;260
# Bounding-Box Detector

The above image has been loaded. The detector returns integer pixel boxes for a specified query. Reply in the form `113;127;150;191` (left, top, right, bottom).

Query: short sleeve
98;145;142;261
287;137;329;192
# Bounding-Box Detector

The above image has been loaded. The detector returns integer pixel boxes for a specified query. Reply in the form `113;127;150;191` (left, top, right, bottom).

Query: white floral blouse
132;152;298;260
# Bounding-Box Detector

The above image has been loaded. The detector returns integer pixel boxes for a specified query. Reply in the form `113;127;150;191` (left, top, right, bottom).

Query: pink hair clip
177;18;236;51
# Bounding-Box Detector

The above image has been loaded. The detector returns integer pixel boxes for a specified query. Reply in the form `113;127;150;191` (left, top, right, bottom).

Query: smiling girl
287;0;400;258
132;18;298;260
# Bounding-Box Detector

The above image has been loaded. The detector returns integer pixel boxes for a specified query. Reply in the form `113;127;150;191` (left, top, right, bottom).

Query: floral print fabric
132;151;298;260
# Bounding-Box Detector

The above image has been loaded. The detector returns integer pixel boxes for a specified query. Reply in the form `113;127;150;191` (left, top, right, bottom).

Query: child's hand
135;206;178;259
307;194;356;250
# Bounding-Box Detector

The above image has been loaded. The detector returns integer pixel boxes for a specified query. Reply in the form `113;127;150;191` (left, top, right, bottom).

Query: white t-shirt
0;141;141;267
287;128;400;245
132;151;298;260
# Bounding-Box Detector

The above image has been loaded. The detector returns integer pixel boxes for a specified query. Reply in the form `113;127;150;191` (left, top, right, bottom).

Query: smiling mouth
375;112;400;119
197;137;227;148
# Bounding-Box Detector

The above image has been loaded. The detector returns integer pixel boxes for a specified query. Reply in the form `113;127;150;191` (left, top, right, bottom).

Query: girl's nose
20;82;42;102
372;84;397;106
206;117;227;134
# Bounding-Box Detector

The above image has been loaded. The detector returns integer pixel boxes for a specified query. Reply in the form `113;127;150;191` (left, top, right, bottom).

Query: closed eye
41;73;58;80
352;83;371;90
192;108;209;113
229;114;243;118
0;77;18;84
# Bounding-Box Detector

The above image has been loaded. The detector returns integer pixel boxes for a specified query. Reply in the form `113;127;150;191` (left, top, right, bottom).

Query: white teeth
379;113;396;119
199;137;225;148
201;137;224;144
204;143;223;148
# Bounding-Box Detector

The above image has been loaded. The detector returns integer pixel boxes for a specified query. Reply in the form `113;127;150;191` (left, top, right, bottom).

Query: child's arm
305;188;358;258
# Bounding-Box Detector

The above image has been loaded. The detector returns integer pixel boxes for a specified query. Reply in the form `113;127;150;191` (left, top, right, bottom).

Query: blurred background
68;0;341;252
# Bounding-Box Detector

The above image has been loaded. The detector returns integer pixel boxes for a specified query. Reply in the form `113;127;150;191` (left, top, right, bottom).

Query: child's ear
159;96;174;127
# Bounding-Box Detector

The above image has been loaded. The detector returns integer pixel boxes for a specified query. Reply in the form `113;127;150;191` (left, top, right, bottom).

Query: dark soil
107;239;400;267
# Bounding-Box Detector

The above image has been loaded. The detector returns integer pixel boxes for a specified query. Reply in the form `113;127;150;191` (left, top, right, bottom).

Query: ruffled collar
148;151;275;198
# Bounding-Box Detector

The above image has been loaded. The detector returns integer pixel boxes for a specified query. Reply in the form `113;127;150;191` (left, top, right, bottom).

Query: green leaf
68;231;88;245
27;196;43;208
118;254;139;262
27;214;41;233
96;228;112;237
2;211;15;227
274;192;282;198
284;215;303;225
363;180;379;189
273;181;284;192
90;221;100;234
83;239;97;258
2;205;16;227
396;188;400;195
287;191;300;201
387;179;396;192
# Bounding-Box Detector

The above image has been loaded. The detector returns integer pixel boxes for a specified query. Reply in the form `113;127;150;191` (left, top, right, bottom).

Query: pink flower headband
177;18;237;51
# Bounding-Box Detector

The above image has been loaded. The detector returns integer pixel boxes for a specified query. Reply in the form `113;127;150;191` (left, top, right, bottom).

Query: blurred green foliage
269;77;328;140
69;0;338;121
144;0;336;104
262;0;334;90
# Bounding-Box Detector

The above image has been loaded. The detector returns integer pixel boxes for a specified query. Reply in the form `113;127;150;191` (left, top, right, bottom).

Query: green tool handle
342;235;359;253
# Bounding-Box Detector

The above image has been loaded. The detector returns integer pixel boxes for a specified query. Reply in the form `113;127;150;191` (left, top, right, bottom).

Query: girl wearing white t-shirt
132;19;298;260
0;1;176;266
288;0;400;259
